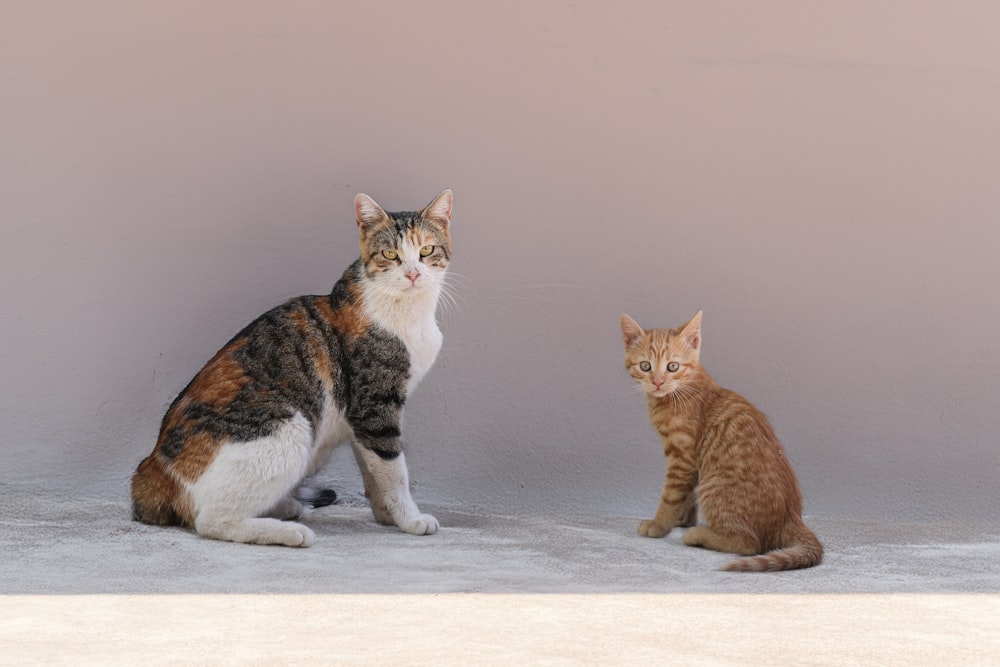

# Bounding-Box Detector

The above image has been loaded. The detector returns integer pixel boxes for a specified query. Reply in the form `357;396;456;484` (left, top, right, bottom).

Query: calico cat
130;189;453;547
621;311;822;571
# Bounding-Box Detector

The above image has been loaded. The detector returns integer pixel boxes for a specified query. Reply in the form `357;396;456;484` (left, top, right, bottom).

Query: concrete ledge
4;594;999;665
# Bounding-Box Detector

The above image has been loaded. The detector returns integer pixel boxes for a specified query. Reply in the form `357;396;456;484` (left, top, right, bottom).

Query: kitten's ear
621;314;645;350
421;189;453;228
355;193;389;239
680;310;703;352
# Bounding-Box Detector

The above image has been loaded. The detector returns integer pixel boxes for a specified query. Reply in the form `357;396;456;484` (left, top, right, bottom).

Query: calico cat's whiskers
437;272;464;314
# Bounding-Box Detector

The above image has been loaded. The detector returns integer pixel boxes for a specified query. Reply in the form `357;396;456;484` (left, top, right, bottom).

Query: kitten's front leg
639;459;697;538
677;498;698;528
354;445;438;535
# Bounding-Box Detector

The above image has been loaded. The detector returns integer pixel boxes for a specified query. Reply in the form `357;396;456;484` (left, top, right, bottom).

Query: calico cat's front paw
367;493;395;526
638;519;670;538
398;513;439;536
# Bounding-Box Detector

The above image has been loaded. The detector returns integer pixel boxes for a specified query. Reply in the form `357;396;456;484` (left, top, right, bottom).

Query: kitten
621;311;822;571
130;189;453;547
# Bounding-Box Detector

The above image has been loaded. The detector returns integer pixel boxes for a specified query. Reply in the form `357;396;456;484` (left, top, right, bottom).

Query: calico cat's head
355;189;453;296
621;311;703;398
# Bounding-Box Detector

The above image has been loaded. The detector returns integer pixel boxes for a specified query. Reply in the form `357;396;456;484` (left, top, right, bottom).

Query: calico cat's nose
406;268;421;285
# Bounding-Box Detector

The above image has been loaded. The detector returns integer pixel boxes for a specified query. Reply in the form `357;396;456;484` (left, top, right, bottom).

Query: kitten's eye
419;245;434;257
639;361;652;372
382;249;398;260
667;362;680;373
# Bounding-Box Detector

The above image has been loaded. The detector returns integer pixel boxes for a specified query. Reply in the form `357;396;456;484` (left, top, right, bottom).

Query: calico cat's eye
382;249;398;260
419;245;434;257
639;361;652;372
667;362;680;372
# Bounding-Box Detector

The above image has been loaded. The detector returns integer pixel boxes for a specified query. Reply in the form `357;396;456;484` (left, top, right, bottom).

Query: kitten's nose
653;376;665;389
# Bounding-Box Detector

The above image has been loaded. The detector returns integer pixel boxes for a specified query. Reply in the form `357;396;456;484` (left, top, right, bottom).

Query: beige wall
2;2;997;520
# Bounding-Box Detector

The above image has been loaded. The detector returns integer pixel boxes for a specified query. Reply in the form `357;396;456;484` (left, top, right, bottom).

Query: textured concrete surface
3;490;999;664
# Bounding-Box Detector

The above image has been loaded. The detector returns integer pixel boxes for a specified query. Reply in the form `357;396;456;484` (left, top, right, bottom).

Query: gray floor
3;488;1000;664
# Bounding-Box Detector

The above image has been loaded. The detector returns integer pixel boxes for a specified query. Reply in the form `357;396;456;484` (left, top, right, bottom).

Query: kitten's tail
722;524;823;572
130;454;185;526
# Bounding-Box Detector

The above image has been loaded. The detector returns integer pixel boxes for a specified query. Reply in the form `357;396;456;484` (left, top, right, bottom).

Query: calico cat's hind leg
188;417;316;547
682;525;759;556
266;495;306;520
197;514;315;547
263;487;335;521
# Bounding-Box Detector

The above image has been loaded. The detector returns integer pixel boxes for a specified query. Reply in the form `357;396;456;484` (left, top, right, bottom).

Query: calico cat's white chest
362;285;444;395
398;317;442;393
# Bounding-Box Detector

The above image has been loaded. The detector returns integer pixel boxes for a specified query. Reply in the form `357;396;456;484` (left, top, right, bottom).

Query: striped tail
722;525;823;572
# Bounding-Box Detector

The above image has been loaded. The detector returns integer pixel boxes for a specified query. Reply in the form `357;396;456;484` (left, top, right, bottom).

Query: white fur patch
361;244;444;393
355;447;438;535
306;394;352;477
187;413;317;546
189;414;312;513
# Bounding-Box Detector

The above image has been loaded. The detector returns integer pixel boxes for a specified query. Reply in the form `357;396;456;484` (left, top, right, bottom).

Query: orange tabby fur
621;311;822;572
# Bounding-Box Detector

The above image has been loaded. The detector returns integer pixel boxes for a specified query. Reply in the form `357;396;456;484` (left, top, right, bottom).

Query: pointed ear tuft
422;189;453;228
681;310;703;351
621;314;645;350
355;193;388;237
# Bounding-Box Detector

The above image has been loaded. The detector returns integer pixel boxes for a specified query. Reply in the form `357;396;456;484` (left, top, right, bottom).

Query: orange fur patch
171;431;226;483
183;339;251;410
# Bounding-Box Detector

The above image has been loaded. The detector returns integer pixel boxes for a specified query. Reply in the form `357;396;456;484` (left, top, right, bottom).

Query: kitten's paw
398;513;439;536
638;519;670;538
681;527;705;548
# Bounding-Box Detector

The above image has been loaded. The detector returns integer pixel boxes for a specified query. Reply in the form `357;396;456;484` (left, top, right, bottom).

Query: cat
621;310;822;571
130;189;453;547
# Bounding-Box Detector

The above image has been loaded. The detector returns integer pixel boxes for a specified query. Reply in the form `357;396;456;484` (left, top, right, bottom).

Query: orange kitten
621;311;822;572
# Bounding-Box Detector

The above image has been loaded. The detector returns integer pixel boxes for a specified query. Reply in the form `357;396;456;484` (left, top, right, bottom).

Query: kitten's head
621;311;703;398
355;189;453;296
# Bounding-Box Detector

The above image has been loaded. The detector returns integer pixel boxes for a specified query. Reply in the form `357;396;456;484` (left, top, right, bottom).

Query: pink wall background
2;2;998;520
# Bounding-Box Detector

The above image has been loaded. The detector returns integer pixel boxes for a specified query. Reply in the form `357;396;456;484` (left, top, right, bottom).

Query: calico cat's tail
295;486;338;509
722;524;823;572
130;454;185;526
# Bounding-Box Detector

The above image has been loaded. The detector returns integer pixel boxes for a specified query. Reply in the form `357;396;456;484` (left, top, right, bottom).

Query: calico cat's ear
680;310;703;352
621;314;645;350
421;189;453;228
355;193;389;239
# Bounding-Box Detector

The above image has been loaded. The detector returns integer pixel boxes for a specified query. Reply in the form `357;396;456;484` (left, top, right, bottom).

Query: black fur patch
309;488;338;508
343;327;410;460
